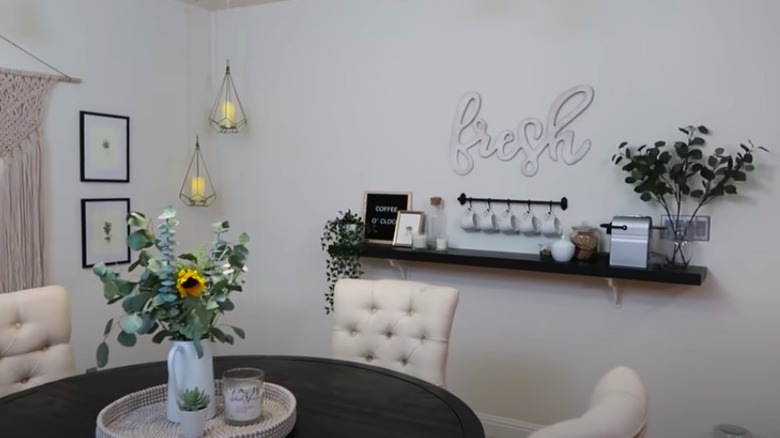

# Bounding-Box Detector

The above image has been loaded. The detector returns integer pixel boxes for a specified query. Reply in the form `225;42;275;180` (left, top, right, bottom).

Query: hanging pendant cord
0;33;81;83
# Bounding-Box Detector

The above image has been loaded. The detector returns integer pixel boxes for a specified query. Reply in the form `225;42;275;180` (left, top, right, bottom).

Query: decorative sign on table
362;191;412;244
449;84;595;177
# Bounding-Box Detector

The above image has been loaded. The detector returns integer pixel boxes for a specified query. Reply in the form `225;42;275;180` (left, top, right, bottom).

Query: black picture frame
362;191;412;244
80;111;130;182
81;198;131;268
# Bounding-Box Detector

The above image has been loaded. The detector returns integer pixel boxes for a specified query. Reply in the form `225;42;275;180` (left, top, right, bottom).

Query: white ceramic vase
167;341;216;423
178;408;208;438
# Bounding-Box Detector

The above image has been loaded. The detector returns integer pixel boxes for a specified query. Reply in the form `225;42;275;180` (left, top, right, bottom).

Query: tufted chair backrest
331;279;459;387
527;366;648;438
0;286;77;398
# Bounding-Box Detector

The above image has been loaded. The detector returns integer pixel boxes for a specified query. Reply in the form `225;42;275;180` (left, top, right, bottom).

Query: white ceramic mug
460;208;479;231
499;209;519;233
479;207;498;233
518;211;539;235
540;211;561;237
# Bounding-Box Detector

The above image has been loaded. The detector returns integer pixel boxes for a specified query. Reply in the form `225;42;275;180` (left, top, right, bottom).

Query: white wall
210;1;780;438
0;0;219;368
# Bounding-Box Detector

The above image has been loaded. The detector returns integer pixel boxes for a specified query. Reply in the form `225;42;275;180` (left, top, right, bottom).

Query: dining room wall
0;0;221;369
206;1;780;438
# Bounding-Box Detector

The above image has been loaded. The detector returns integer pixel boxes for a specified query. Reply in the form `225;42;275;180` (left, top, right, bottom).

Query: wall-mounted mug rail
457;193;569;211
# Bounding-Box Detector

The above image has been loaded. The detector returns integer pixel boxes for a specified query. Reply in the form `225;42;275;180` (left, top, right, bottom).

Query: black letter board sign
362;191;412;244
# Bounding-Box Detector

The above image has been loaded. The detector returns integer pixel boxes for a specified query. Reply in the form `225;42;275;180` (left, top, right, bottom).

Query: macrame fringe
0;69;56;293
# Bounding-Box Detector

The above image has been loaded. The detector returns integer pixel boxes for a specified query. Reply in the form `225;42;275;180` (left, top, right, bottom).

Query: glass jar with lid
570;222;599;261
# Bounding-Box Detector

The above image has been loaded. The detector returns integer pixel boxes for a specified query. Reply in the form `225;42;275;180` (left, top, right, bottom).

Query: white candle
412;233;427;249
224;383;263;422
190;176;205;202
436;238;448;250
220;101;236;128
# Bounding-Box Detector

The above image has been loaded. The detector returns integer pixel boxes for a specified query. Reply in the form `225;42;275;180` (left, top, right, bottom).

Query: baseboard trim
477;412;542;438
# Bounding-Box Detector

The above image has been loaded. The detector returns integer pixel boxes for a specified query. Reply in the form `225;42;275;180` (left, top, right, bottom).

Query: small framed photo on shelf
80;111;130;182
392;211;425;247
81;198;131;268
362;191;412;244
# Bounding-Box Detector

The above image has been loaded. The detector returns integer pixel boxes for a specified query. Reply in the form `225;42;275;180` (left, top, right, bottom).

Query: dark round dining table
0;355;484;438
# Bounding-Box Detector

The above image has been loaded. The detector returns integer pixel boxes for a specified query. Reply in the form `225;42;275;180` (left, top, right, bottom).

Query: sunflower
176;269;206;298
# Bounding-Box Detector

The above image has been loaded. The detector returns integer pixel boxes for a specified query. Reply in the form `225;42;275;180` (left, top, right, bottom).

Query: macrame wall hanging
0;33;80;293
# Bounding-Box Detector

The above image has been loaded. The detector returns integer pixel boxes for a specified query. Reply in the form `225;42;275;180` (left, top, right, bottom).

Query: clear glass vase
666;228;691;268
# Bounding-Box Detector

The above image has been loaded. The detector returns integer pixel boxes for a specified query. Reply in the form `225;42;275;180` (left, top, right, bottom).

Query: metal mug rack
457;193;569;211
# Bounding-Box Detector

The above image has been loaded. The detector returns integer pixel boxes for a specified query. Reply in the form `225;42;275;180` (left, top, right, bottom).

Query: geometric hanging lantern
179;136;216;207
208;59;247;134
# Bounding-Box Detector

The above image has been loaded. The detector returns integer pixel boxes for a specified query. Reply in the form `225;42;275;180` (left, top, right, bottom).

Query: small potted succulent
177;387;210;438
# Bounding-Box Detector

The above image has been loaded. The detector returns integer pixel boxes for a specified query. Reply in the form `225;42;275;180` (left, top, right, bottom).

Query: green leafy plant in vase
320;210;366;314
612;125;768;267
92;206;250;365
92;206;250;422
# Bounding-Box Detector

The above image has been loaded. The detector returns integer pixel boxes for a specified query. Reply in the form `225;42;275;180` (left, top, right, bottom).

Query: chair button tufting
402;359;408;366
350;330;357;336
421;336;426;342
14;322;21;329
386;332;393;339
20;377;29;384
366;355;373;362
371;307;377;313
408;310;414;316
41;345;49;352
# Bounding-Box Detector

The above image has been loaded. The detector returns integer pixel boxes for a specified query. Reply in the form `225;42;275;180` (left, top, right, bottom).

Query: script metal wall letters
449;85;595;177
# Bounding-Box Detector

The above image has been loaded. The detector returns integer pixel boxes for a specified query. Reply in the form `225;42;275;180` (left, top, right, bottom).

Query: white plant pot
178;409;207;438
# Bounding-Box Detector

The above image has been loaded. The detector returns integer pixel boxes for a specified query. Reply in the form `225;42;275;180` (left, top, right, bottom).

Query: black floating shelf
361;243;706;286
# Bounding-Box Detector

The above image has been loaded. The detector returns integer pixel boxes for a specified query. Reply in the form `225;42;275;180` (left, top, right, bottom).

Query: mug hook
506;199;511;211
468;199;473;210
487;199;492;210
549;201;553;213
526;200;531;212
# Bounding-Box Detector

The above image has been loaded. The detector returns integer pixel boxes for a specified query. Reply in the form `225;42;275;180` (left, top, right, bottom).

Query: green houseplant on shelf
612;125;768;267
177;387;210;438
320;210;366;314
92;206;249;422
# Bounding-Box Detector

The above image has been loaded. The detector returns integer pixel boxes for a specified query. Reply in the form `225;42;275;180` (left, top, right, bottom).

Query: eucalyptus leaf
127;211;148;228
239;233;250;245
117;331;137;347
159;206;177;220
96;342;109;368
103;318;114;337
119;314;144;333
229;325;245;339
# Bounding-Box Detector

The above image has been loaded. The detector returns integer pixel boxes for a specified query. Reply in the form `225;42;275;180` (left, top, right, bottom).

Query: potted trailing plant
612;125;767;267
178;387;210;438
320;210;366;314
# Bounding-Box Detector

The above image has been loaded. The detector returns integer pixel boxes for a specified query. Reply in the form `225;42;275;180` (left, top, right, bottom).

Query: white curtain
0;67;57;293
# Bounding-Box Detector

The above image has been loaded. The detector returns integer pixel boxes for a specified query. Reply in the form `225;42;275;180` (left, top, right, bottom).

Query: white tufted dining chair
331;278;459;387
0;286;77;398
527;366;649;438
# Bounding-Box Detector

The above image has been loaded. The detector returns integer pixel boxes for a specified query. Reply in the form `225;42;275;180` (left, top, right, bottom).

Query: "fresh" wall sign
449;84;595;177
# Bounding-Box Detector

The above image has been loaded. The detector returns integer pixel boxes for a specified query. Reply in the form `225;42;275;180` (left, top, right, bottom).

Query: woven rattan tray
96;380;296;438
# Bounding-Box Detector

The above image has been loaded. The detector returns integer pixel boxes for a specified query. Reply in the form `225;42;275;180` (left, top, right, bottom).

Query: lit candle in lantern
220;101;236;129
190;176;206;202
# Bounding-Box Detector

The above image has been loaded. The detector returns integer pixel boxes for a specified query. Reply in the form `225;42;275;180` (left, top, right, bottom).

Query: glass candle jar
223;368;264;425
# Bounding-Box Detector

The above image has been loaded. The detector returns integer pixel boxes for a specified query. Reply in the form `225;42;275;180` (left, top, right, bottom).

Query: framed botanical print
81;198;130;268
80;111;130;182
392;211;425;247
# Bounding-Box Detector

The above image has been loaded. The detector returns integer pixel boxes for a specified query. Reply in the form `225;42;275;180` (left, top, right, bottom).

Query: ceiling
175;0;285;11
